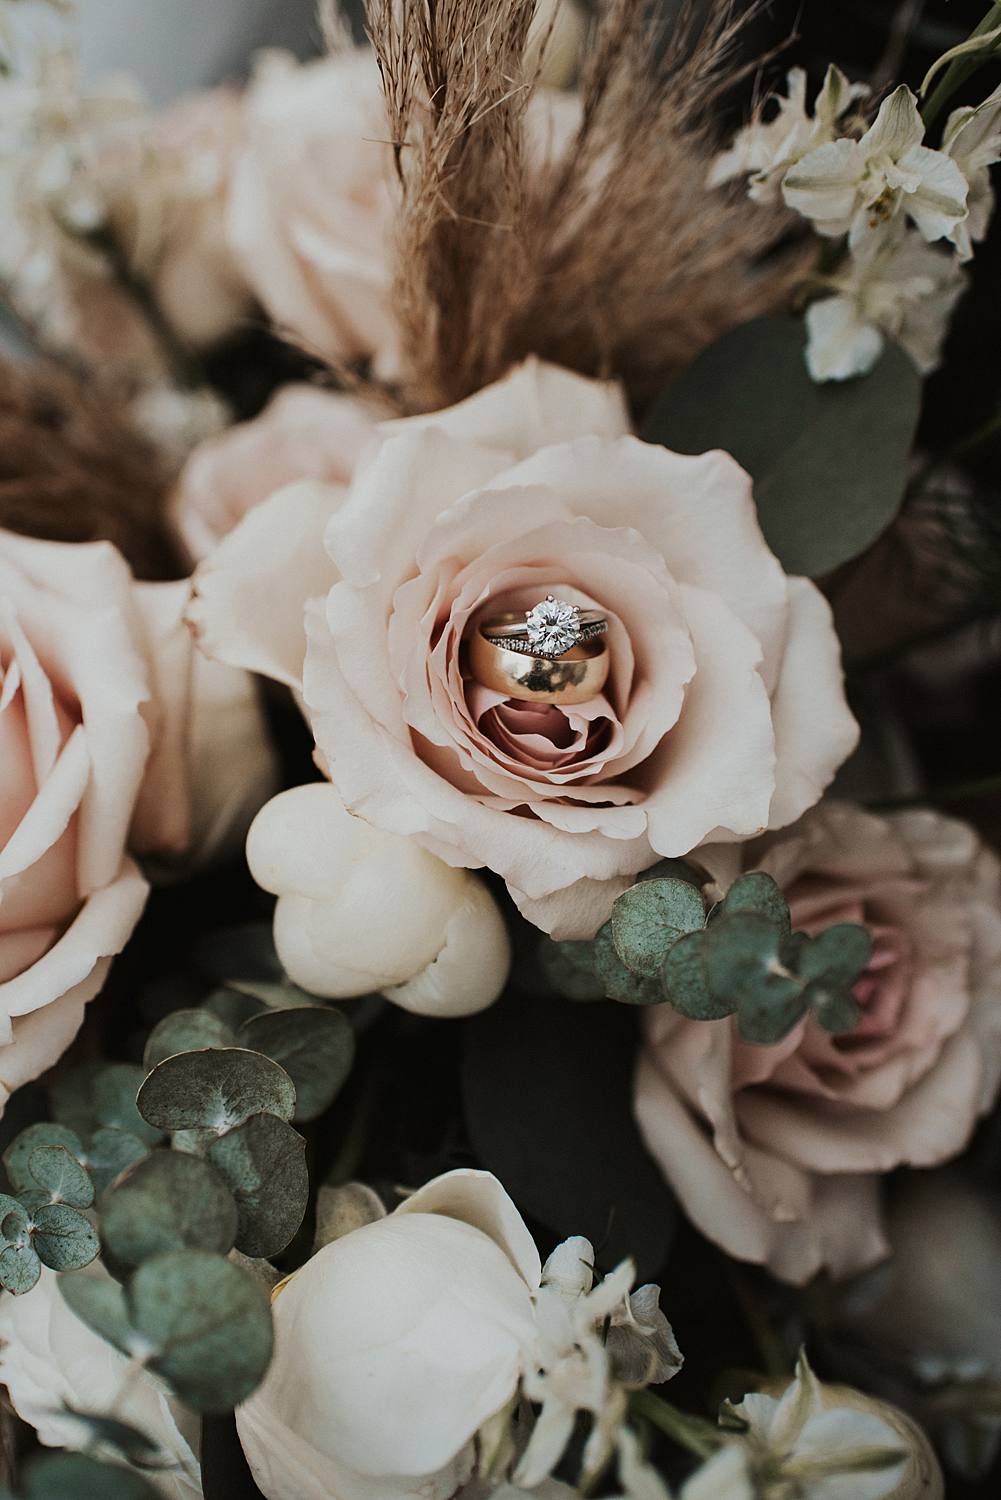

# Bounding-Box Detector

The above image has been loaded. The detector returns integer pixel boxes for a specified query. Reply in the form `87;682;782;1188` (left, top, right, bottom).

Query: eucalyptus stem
628;1389;724;1461
726;1265;791;1381
920;2;1001;131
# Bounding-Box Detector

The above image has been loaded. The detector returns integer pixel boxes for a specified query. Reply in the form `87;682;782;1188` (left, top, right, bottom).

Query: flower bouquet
3;0;1001;1496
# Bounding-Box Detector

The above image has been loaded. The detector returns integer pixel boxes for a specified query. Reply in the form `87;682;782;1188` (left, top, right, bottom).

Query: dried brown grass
363;0;806;412
0;357;184;579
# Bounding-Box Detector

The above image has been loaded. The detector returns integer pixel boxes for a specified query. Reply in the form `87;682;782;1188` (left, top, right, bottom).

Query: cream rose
635;801;1001;1284
226;49;399;377
0;531;276;1104
191;360;856;939
0;1264;202;1500
172;383;383;562
236;1169;543;1500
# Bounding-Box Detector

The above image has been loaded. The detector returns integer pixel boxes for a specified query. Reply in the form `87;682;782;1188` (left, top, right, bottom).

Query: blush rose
634;800;1001;1284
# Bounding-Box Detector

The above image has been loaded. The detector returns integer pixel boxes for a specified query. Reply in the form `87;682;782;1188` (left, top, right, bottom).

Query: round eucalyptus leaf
101;1150;238;1268
706;912;805;1045
93;1065;164;1147
143;1010;237;1072
137;1049;296;1134
538;938;605;1002
31;1203;100;1271
195;924;283;985
59;1269;134;1355
593;922;663;1005
639;857;710;890
49;1063;105;1137
660;930;734;1020
202;987;268;1031
22;1450;160;1500
799;923;874;986
721;872;791;934
0;1199;40;1293
806;980;863;1036
3;1123;84;1195
239;1007;355;1122
28;1145;94;1209
128;1249;274;1412
208;1112;308;1258
611;878;706;979
83;1128;150;1195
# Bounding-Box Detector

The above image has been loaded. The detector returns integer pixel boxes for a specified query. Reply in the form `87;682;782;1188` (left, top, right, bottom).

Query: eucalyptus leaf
806;980;864;1035
799;923;873;986
93;1065;164;1147
83;1128;150;1195
593;922;663;1005
705;913;805;1045
21;1451;160;1500
642;315;921;577
208;1113;308;1258
463;989;675;1278
28;1145;94;1209
0;1195;40;1293
57;1408;164;1466
611;878;706;979
721;872;791;934
137;1049;296;1135
538;938;605;1002
31;1203;100;1271
3;1123;84;1195
127;1249;274;1412
101;1150;238;1267
49;1063;104;1138
59;1270;134;1355
660;930;735;1020
238;1007;354;1122
143;1010;237;1072
202;988;268;1031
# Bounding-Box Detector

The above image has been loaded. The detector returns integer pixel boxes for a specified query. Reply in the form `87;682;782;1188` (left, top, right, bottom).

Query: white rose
245;783;510;1016
0;1264;202;1500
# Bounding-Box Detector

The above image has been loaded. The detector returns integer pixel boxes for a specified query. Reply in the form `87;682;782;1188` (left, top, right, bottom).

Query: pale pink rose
172;383;385;562
190;359;856;937
635;801;1001;1285
0;532;276;1106
226;49;400;377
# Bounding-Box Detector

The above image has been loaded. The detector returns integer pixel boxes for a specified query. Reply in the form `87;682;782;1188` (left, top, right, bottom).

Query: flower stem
628;1389;724;1460
920;2;1001;131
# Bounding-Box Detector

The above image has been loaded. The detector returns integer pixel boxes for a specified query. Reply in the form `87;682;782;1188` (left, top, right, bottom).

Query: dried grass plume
363;0;804;411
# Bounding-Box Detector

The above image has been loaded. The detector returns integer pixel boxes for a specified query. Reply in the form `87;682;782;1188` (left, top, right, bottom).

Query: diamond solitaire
479;596;608;660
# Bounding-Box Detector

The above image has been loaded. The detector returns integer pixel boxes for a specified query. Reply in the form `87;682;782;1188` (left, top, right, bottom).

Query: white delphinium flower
783;85;968;248
805;222;965;381
942;81;1001;259
515;1238;682;1488
709;65;868;204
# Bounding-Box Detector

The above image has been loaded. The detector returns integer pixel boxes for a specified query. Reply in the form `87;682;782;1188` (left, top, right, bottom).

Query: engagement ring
480;596;608;660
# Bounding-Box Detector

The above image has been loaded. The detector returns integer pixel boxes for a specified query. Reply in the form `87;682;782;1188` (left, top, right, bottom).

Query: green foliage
100;1150;239;1267
27;1146;94;1209
0;1150;99;1291
543;869;873;1046
208;1113;309;1257
92;1065;164;1147
239;1006;355;1122
61;1249;274;1413
83;1129;150;1195
17;1452;160;1500
143;1009;237;1071
136;1048;296;1135
642;314;922;577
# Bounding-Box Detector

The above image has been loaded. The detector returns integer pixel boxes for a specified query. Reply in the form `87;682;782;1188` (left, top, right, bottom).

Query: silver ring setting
481;596;608;660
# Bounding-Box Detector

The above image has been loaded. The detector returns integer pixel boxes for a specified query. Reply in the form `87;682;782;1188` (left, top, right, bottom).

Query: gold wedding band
468;630;610;705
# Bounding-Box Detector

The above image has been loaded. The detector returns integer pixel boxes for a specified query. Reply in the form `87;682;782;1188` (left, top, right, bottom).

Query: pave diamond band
480;597;608;660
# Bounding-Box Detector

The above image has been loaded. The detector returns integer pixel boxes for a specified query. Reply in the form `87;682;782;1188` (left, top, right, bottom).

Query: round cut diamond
525;595;580;656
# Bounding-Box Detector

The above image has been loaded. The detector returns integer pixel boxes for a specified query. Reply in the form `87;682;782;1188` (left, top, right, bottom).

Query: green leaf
799;923;873;986
136;1049;296;1135
642;315;922;577
92;1065;164;1148
143;1009;237;1072
463;989;676;1278
82;1128;150;1195
56;1408;164;1466
611;878;706;979
238;1007;354;1122
538;938;606;1002
27;1146;94;1209
639;857;709;890
59;1270;134;1355
127;1249;274;1412
721;872;791;934
705;913;805;1045
3;1123;84;1195
101;1150;238;1268
805;980;863;1035
49;1063;104;1138
202;987;268;1031
208;1113;308;1258
31;1204;100;1271
21;1452;160;1500
660;930;735;1020
593;922;663;1005
0;1195;40;1294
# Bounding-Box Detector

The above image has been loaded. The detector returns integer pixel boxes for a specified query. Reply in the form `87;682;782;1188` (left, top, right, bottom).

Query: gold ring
468;631;610;705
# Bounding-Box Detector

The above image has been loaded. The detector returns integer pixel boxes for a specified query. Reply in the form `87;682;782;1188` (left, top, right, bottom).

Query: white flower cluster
712;68;1001;381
